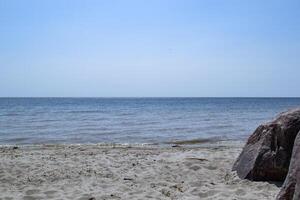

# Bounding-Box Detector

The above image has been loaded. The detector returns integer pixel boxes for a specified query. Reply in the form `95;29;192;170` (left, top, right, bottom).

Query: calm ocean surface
0;98;300;145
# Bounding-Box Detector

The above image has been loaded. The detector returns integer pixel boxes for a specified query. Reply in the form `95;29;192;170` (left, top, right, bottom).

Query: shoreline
0;141;279;200
0;137;245;148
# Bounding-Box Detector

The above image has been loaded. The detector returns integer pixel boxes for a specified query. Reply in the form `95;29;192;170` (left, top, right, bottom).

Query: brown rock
277;131;300;200
232;109;300;181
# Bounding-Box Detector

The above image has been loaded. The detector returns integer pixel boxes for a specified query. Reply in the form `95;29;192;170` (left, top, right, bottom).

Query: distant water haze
0;98;300;145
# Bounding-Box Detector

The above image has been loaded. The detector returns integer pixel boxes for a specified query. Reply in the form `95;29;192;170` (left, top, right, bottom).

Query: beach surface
0;142;280;200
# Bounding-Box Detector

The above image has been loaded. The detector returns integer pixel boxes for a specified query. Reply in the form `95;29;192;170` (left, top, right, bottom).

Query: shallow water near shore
1;97;300;145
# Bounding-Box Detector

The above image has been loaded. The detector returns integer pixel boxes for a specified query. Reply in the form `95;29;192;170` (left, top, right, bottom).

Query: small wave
165;137;224;145
1;137;31;143
1;113;21;117
115;113;136;116
67;110;104;114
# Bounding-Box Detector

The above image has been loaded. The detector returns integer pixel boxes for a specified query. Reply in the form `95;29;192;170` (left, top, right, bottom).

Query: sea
0;98;300;145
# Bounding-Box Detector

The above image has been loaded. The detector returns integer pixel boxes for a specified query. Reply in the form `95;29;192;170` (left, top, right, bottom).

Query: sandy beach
0;142;280;200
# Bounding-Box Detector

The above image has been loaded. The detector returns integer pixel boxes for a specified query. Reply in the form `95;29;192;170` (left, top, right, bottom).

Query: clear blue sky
0;0;299;97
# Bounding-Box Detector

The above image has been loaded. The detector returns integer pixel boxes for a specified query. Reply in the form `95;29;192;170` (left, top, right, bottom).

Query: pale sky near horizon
0;0;300;97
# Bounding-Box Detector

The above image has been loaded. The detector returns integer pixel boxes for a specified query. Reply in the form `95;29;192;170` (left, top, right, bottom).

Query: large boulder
277;131;300;200
232;109;300;181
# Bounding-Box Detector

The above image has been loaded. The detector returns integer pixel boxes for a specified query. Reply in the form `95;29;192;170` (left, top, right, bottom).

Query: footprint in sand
184;161;202;171
189;165;202;171
2;197;14;200
25;189;40;196
204;165;218;170
23;195;44;200
77;193;100;200
22;189;44;200
44;190;58;198
196;189;219;198
235;188;246;196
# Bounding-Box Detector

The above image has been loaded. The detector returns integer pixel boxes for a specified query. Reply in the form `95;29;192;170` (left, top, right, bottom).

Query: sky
0;0;300;97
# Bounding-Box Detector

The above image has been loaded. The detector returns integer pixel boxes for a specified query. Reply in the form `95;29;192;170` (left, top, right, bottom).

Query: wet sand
0;142;280;200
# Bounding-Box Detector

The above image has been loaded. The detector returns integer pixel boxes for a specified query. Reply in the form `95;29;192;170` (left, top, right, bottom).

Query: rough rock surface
296;172;300;200
277;131;300;200
232;109;300;181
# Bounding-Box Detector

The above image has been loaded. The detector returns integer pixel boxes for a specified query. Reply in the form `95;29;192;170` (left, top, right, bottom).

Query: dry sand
0;142;280;200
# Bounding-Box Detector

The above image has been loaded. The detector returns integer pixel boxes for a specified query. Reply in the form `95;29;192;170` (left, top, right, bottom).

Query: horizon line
1;96;300;98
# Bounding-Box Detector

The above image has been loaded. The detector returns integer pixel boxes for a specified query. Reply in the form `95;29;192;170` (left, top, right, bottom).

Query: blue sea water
0;98;300;145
